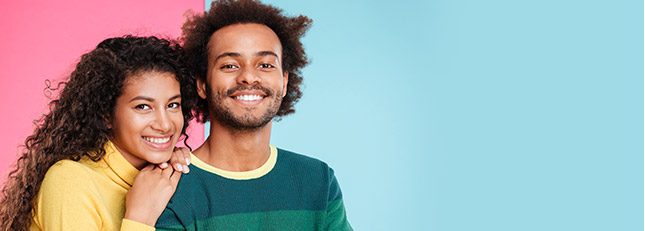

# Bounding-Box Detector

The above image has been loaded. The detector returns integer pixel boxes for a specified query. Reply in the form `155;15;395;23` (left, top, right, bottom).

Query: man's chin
209;102;278;130
217;116;272;130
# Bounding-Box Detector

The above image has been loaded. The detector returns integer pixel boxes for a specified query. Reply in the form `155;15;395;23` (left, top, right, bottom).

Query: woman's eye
221;64;239;70
168;102;181;109
259;63;275;69
135;104;151;110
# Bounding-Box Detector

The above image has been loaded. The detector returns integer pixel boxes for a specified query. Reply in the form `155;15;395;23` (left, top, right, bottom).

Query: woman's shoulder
46;159;92;176
40;159;98;192
33;159;107;229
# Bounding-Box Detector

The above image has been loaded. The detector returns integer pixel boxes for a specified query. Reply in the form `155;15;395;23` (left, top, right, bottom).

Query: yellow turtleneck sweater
30;141;154;231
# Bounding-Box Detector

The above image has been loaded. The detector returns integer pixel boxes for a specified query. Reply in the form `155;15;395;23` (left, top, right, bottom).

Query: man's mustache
225;85;273;96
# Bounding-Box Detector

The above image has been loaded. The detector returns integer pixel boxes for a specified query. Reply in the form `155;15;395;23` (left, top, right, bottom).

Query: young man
155;0;352;230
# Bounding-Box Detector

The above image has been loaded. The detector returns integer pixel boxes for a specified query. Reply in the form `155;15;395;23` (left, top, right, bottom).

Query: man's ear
282;71;289;97
197;77;208;99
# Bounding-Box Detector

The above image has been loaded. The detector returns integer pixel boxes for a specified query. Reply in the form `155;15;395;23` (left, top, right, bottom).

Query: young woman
0;36;198;230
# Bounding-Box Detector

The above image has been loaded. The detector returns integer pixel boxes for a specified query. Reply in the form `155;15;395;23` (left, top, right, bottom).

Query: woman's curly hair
182;0;312;122
0;35;197;231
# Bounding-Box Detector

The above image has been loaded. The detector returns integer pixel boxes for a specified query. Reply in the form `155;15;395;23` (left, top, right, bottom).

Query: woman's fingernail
175;164;183;172
184;166;190;173
185;158;191;166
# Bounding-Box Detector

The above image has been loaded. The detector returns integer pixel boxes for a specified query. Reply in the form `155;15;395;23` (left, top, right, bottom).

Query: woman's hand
124;164;181;226
158;147;191;173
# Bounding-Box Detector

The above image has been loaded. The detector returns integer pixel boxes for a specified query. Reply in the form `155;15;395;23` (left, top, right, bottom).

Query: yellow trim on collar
190;145;278;180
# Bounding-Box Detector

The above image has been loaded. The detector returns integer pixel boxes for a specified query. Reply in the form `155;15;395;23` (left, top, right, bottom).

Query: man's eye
135;104;151;110
168;102;181;109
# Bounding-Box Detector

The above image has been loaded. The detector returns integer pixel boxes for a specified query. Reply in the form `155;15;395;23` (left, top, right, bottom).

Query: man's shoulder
275;147;337;180
276;147;330;169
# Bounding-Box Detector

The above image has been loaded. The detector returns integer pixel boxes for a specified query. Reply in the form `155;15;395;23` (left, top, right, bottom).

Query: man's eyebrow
212;51;279;63
256;51;279;58
214;52;241;63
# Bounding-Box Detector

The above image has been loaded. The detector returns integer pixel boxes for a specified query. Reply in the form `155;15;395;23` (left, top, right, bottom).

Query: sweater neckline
190;145;278;180
102;141;139;187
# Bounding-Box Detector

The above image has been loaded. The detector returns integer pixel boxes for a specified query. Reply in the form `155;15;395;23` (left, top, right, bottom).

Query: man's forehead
207;23;283;59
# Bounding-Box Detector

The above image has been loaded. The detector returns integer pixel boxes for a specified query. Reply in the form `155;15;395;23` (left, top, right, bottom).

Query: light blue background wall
205;0;643;230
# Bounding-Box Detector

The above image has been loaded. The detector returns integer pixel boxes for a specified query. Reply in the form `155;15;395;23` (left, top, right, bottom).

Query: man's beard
206;84;282;131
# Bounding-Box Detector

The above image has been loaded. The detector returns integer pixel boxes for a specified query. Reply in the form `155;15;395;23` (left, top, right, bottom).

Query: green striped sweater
156;146;352;230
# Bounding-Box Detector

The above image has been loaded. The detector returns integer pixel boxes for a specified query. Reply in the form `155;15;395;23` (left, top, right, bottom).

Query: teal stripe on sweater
156;148;352;230
158;200;351;231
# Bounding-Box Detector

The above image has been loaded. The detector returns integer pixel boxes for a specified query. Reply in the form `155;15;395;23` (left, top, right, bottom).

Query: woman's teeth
144;137;170;144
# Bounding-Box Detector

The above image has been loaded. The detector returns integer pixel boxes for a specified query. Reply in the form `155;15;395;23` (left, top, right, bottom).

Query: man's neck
194;120;273;172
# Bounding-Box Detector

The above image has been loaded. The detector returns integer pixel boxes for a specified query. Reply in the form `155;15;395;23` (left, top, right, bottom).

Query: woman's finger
170;148;189;173
179;147;191;166
170;151;185;172
141;164;156;172
169;169;181;186
158;162;169;169
161;165;174;178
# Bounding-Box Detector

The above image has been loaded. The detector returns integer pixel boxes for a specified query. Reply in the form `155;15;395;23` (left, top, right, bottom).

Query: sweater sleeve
121;219;155;231
325;168;353;231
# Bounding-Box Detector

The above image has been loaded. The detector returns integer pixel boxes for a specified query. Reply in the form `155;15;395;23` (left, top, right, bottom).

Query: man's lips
234;94;264;101
226;85;272;97
232;93;265;106
227;86;272;105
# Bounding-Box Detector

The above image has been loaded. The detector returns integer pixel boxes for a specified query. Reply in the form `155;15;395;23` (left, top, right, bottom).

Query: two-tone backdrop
2;0;642;230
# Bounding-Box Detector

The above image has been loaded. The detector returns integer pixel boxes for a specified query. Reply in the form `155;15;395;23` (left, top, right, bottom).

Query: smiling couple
0;0;351;230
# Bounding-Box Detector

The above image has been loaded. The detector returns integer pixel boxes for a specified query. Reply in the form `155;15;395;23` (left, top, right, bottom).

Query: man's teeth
235;95;263;101
144;137;170;144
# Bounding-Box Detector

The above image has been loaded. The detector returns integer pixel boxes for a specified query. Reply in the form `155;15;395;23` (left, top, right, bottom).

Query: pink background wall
0;1;205;177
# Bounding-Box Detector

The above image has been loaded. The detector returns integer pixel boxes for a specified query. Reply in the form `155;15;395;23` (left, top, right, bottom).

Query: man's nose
237;66;261;85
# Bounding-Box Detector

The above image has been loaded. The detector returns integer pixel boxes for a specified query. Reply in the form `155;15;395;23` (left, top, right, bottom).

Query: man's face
198;23;288;130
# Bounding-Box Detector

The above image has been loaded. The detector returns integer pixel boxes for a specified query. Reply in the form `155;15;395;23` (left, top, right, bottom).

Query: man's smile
227;87;271;106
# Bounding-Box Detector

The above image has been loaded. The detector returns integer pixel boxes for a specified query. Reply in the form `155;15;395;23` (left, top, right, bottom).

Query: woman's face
111;71;184;169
